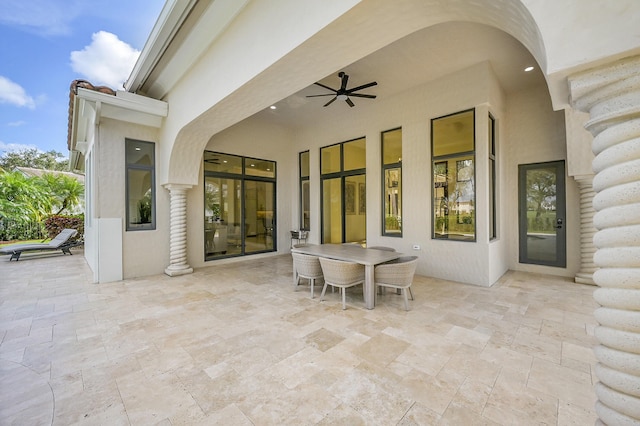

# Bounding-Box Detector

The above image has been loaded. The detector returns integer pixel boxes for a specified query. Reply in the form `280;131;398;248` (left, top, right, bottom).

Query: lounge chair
0;229;79;261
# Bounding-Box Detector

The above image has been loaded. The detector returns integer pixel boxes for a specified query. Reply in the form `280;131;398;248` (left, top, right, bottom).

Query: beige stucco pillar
164;184;194;277
568;55;640;425
574;175;597;285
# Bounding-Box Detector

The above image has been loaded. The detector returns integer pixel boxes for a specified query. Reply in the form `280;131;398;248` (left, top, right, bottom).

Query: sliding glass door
204;151;276;260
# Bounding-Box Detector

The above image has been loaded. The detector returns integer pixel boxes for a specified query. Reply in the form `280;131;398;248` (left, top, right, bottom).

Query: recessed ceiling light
270;105;276;110
524;66;534;72
135;147;141;151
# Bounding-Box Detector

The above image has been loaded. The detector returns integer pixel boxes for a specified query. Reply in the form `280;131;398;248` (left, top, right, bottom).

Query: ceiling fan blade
349;93;377;99
346;98;355;107
323;97;337;107
313;82;337;92
339;72;349;91
306;94;337;98
346;81;377;93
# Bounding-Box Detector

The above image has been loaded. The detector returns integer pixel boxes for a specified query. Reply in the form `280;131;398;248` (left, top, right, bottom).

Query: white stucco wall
95;118;169;279
183;119;296;269
180;58;575;287
503;86;580;277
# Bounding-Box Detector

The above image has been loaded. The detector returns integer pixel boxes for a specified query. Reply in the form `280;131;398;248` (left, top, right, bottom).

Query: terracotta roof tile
67;80;116;150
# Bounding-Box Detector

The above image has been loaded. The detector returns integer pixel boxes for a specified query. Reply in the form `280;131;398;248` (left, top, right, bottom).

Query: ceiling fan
307;72;377;107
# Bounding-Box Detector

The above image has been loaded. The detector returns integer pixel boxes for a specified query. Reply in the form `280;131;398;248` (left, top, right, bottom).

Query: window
299;151;310;230
382;128;402;236
320;138;366;244
203;151;276;259
489;114;497;240
431;109;475;241
126;139;155;231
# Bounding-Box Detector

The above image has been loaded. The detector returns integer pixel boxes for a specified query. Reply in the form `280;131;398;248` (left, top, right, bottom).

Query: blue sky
0;0;165;157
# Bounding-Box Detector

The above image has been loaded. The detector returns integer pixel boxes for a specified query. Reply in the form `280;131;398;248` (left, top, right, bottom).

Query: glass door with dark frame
518;160;566;267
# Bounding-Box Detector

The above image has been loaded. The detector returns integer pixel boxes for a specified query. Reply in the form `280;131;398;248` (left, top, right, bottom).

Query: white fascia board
76;88;168;122
125;0;198;93
142;0;250;99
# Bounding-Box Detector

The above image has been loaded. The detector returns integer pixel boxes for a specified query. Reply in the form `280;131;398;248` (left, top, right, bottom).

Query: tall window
431;109;475;241
489;114;497;240
382;128;402;236
204;151;276;259
299;151;310;230
126;139;155;231
320;138;366;244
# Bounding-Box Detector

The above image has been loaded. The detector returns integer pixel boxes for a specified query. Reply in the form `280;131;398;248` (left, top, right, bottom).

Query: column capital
568;55;640;134
163;183;193;192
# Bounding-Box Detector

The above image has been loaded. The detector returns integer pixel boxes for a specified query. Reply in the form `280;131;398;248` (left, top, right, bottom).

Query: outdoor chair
318;257;365;310
374;256;418;311
292;252;324;298
0;229;79;261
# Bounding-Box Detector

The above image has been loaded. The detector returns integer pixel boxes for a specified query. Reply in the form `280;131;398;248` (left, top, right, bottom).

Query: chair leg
403;288;409;311
341;288;347;310
408;286;414;300
310;278;314;299
320;283;329;301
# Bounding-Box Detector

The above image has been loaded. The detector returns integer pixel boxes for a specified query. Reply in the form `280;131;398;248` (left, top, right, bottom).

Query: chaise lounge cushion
0;229;79;261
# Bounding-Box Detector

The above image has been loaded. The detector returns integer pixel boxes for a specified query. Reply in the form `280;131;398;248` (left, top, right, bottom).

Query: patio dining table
291;244;403;309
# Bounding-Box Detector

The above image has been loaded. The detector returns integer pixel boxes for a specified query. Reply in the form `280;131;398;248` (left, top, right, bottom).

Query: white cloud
0;0;80;36
8;120;27;127
0;76;36;109
70;31;140;89
0;140;37;154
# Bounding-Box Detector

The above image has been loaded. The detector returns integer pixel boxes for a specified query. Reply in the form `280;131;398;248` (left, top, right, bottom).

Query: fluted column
574;175;597;285
568;55;640;425
164;184;193;277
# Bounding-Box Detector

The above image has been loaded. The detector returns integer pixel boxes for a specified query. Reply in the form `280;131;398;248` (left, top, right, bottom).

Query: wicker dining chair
318;257;365;310
374;256;418;310
292;252;324;298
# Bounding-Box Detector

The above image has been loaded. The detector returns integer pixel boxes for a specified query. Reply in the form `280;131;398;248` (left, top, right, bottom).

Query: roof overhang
124;0;249;99
68;88;167;172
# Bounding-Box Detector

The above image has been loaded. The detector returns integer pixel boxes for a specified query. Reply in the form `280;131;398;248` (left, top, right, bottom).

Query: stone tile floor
0;250;599;425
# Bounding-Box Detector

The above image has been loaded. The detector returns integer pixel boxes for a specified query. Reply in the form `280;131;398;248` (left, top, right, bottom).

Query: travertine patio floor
0;249;599;425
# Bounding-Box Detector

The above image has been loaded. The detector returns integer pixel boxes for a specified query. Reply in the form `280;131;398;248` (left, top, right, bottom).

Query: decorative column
568;55;640;425
574;174;597;285
164;184;193;277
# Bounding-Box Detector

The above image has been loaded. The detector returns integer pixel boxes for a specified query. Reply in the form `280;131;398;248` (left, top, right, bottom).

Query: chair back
292;252;323;279
374;256;418;286
318;257;365;285
49;229;78;247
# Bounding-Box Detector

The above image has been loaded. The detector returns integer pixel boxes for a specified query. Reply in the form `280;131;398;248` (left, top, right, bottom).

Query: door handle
554;218;563;229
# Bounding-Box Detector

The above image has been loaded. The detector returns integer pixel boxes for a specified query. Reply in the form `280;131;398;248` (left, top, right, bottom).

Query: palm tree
40;173;84;215
0;171;52;223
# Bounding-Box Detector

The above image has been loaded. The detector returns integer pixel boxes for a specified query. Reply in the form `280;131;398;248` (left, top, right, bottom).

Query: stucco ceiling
253;21;546;128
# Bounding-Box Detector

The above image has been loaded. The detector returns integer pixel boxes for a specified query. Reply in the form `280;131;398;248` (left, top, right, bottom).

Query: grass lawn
0;239;50;248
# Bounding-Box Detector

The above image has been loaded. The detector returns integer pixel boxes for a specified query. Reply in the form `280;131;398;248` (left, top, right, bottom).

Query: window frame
125;139;156;231
489;113;497;241
299;150;310;231
381;127;402;237
430;108;476;242
320;137;366;244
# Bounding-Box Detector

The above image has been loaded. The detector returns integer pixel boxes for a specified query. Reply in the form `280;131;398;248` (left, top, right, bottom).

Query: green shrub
44;215;84;242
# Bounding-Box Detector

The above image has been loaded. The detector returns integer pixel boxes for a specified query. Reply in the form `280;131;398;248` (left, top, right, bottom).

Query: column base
164;265;194;277
575;273;595;285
